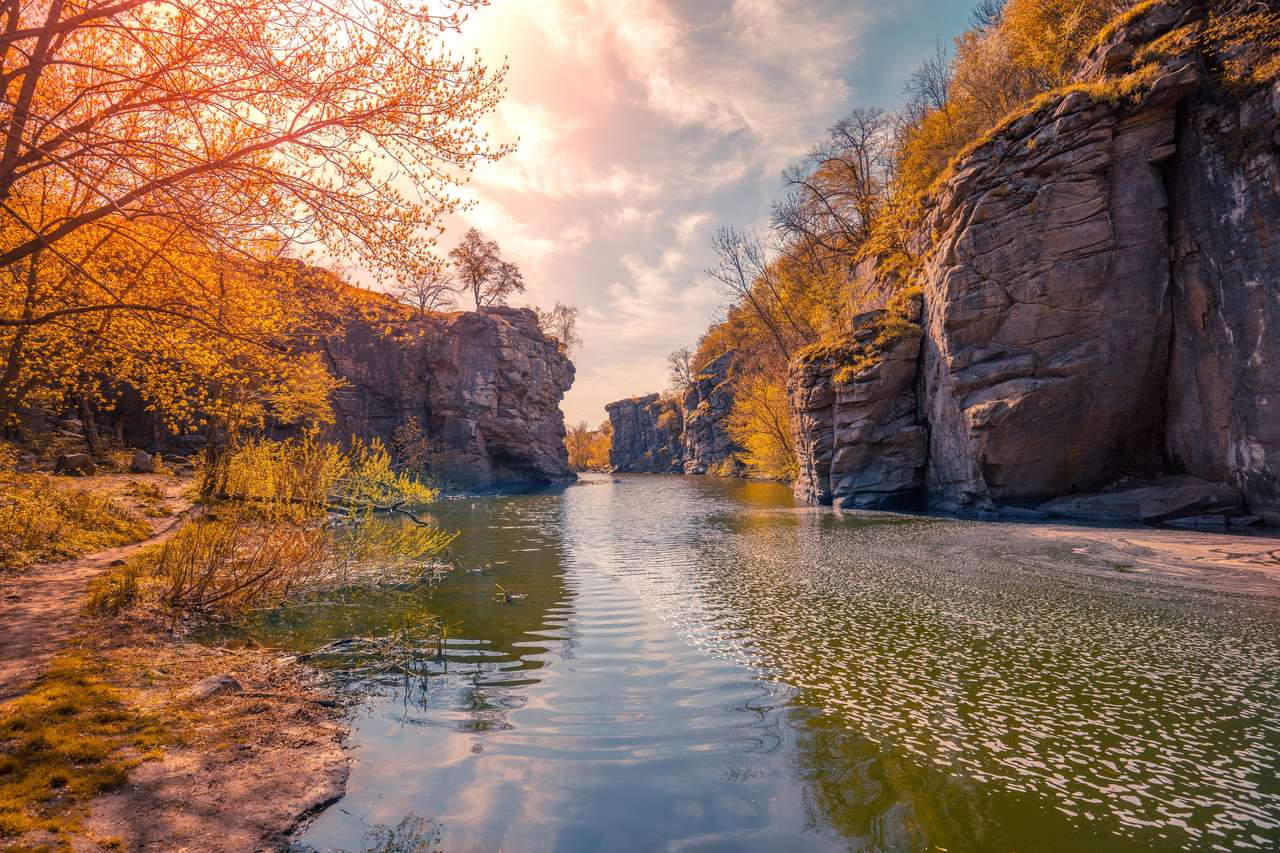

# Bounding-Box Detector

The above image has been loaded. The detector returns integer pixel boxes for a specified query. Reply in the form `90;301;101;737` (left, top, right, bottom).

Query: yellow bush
208;436;437;519
726;375;797;482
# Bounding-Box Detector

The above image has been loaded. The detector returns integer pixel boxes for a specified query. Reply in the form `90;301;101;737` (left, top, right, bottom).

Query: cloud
442;0;889;424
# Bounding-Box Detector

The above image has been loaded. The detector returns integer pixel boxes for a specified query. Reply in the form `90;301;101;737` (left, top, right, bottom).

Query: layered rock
605;393;684;473
790;304;927;509
788;0;1280;525
322;305;576;489
681;352;744;475
920;82;1187;511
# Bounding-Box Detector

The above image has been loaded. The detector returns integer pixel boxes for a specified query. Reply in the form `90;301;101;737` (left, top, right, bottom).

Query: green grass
0;652;170;848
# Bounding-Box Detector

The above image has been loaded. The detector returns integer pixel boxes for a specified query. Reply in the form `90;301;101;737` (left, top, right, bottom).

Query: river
224;473;1280;852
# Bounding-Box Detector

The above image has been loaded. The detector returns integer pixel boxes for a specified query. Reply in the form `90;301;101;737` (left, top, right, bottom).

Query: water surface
232;474;1279;852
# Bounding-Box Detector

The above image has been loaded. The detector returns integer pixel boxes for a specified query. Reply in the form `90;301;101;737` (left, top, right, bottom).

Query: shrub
91;509;456;618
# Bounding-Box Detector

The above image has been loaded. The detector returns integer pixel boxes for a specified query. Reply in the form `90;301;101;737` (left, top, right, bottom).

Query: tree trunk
78;395;100;455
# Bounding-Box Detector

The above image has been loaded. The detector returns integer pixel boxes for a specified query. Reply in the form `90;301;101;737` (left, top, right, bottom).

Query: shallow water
228;473;1280;852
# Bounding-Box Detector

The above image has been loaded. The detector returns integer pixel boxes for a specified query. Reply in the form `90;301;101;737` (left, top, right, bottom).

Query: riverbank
0;472;350;851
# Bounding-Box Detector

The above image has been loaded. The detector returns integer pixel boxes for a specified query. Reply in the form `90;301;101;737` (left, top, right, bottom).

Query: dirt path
0;474;193;701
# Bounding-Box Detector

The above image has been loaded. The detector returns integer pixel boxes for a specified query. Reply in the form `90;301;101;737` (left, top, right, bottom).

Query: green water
224;473;1280;852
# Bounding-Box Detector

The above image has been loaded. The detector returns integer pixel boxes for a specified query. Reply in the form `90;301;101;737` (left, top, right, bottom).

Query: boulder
1037;476;1244;522
129;449;156;474
54;453;96;476
186;674;243;702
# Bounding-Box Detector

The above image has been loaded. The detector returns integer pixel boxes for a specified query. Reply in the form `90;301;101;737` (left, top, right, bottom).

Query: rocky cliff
605;394;684;473
321;305;576;489
604;351;744;475
680;352;744;475
790;0;1280;526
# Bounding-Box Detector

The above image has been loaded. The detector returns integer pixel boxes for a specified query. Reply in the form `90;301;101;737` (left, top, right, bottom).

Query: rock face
322;306;576;489
605;394;684;473
920;84;1185;511
602;350;745;476
788;0;1280;525
790;304;927;509
680;352;744;475
1163;75;1280;525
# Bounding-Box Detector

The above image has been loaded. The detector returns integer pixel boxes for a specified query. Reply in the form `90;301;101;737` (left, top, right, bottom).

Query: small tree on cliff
535;302;582;351
394;260;457;317
667;347;695;392
449;228;526;310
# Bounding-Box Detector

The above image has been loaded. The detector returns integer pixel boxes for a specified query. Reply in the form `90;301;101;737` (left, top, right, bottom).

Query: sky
444;0;976;425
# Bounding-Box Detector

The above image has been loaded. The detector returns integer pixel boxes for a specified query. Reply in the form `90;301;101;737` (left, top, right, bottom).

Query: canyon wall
790;0;1280;526
321;305;576;489
605;394;684;473
604;351;743;475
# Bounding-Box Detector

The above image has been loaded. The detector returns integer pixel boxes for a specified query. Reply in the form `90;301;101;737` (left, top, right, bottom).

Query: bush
205;436;437;520
91;508;457;618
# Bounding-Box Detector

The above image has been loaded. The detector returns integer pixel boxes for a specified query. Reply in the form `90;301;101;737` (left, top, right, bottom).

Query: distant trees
565;419;611;471
449;228;526;310
535;302;582;351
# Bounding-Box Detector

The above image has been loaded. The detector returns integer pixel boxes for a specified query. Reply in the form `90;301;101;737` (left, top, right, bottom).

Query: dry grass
0;470;150;573
90;509;456;619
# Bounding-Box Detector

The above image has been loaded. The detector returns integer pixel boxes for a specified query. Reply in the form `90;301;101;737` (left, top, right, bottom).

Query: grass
0;652;169;847
0;472;150;572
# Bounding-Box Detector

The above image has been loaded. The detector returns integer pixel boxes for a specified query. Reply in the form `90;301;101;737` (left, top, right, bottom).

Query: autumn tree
448;228;526;310
535;302;582;351
565;418;611;471
0;0;507;437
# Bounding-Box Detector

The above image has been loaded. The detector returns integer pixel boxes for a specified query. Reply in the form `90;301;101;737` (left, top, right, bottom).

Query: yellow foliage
207;436;438;519
726;375;797;482
566;420;612;471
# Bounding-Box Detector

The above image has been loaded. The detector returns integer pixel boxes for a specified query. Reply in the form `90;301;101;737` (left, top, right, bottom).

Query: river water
229;473;1279;852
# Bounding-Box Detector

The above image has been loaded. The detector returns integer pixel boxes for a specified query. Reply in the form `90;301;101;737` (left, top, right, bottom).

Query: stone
790;306;926;509
605;394;684;473
783;0;1280;527
129;449;156;474
186;674;243;702
1037;476;1244;522
54;453;96;476
1162;76;1280;526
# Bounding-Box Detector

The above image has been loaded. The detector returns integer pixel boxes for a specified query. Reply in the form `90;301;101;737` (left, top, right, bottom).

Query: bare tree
774;107;892;256
970;0;1006;31
448;228;526;310
705;227;815;361
667;347;695;392
394;261;456;317
535;301;582;351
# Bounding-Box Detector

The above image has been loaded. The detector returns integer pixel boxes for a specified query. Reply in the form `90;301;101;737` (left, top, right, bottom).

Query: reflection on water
225;473;1280;852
